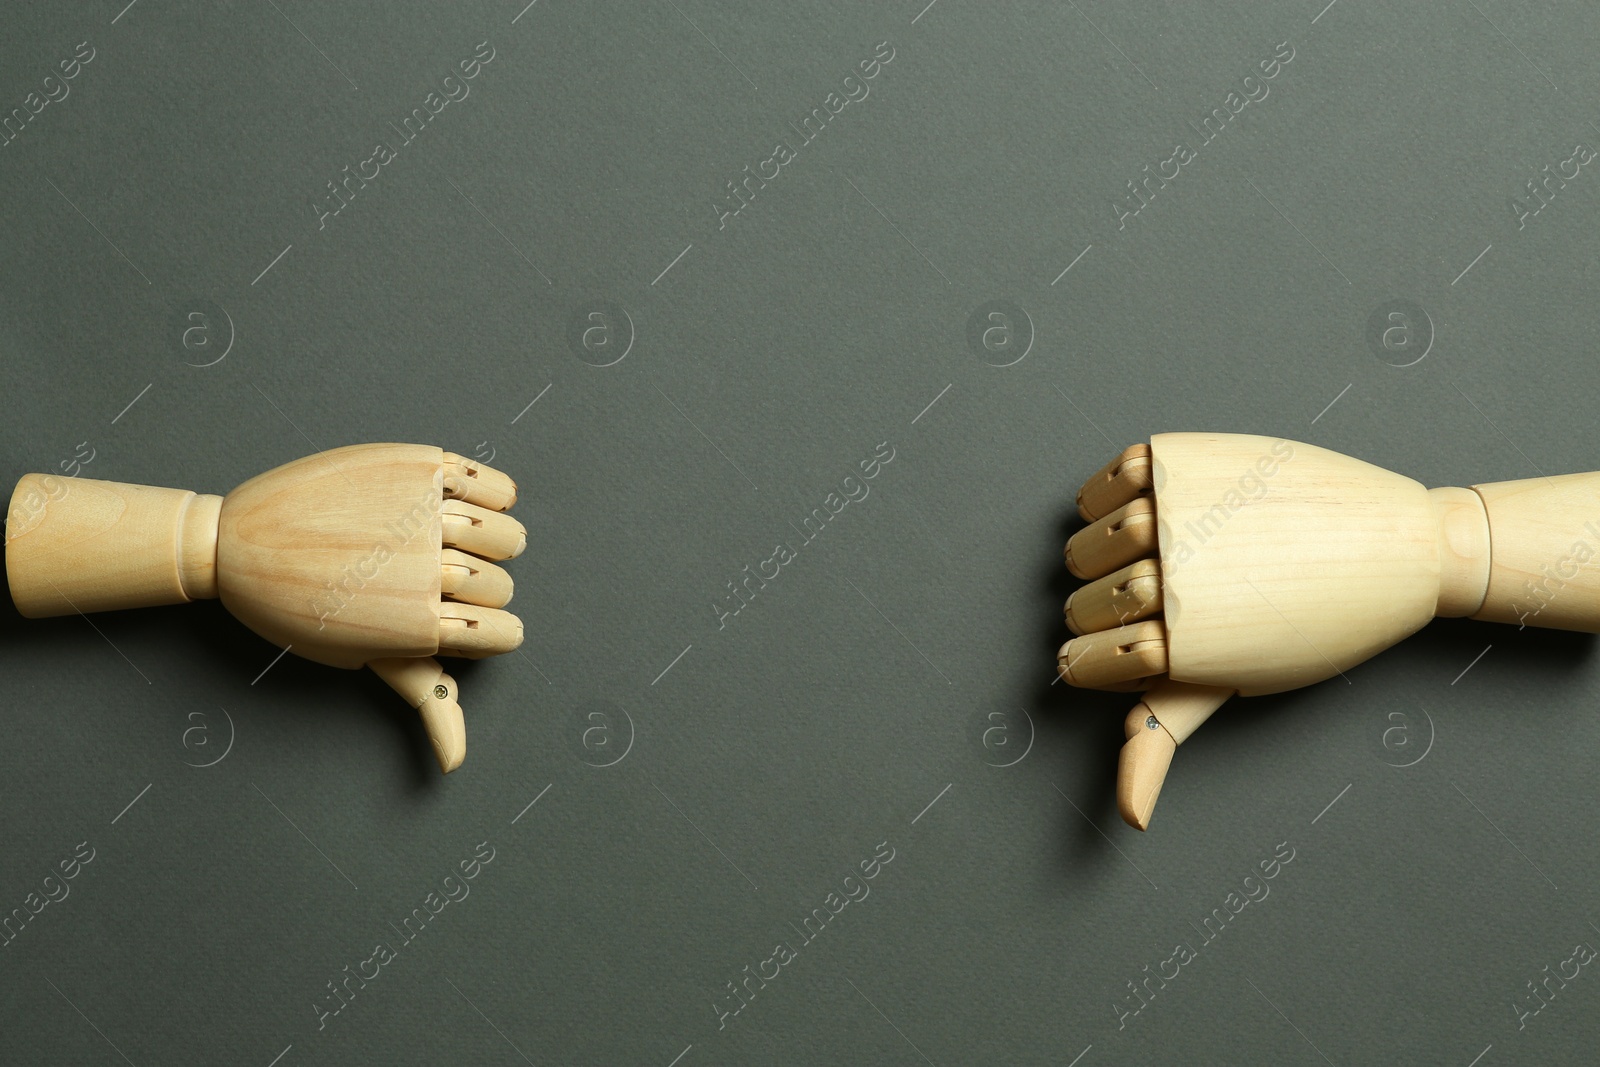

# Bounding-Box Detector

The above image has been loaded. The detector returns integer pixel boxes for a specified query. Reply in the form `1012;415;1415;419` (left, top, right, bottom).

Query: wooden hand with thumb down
1058;432;1600;830
6;444;526;773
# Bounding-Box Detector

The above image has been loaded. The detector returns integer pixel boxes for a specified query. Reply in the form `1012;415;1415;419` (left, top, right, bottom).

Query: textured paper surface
3;1;1599;1063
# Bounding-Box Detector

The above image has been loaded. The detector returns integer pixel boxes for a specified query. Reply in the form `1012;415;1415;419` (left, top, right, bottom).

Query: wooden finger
1077;443;1152;522
440;547;514;609
1117;680;1233;830
443;451;518;512
1056;619;1167;688
369;656;466;773
1064;496;1157;579
1065;557;1163;636
438;604;524;658
1118;705;1175;832
442;499;527;561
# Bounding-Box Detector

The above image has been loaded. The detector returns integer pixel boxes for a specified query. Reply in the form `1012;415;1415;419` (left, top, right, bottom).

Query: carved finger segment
1065;557;1163;635
1115;680;1233;830
1056;619;1168;688
1064;497;1157;579
438;603;524;658
369;656;466;772
1077;443;1153;522
440;547;514;608
442;499;527;561
1118;706;1175;832
443;452;519;512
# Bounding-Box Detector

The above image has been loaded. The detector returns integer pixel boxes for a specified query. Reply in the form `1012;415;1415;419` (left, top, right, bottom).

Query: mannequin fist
7;444;526;773
1058;432;1600;829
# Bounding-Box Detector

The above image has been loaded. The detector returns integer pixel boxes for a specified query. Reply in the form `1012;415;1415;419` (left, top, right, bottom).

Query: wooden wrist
6;474;222;618
1429;486;1491;618
1467;472;1600;631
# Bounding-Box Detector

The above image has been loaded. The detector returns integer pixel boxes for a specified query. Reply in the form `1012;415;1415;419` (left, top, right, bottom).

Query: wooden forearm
1468;473;1600;631
1067;434;1600;830
5;474;221;617
1433;473;1600;630
5;445;526;776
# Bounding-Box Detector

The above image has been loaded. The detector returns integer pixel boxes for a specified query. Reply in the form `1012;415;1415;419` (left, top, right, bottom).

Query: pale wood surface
1429;485;1493;618
369;656;466;772
1076;443;1152;522
1117;705;1175;833
1059;432;1600;830
1116;681;1232;829
6;475;221;617
1153;432;1443;696
1138;678;1233;745
6;443;525;774
1064;557;1162;635
1471;472;1600;631
1064;495;1157;580
217;443;447;669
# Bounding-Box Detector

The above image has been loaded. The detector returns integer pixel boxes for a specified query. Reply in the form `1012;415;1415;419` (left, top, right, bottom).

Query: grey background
2;1;1598;1064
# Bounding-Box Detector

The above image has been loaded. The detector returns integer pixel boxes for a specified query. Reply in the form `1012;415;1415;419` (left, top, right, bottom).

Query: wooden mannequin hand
6;444;526;773
1058;432;1600;830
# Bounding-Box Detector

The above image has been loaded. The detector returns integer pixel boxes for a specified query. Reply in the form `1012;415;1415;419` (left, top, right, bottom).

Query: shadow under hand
170;599;459;793
1402;613;1596;681
1017;492;1600;887
1025;505;1141;874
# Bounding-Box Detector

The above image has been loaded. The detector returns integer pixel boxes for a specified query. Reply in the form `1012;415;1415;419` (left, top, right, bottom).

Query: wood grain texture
1471;472;1600;631
6;475;221;617
1152;432;1446;696
217;443;445;669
